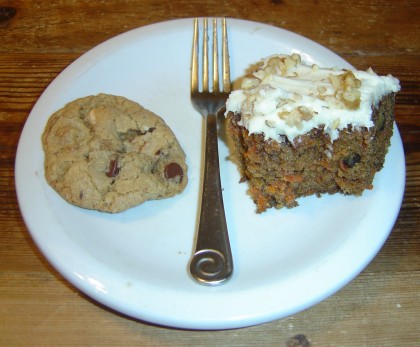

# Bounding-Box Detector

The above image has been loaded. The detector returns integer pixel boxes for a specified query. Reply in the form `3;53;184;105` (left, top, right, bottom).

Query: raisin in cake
225;54;400;213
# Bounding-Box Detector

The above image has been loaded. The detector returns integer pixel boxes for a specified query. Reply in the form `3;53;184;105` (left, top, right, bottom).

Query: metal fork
189;18;233;285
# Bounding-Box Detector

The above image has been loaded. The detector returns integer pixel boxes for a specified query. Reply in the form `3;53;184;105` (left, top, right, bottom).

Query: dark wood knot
0;7;17;24
287;334;311;347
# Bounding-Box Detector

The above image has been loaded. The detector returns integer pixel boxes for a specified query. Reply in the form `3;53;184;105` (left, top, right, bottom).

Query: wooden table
1;1;419;346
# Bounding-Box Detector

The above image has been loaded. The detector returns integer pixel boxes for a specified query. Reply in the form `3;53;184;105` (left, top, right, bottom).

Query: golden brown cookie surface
42;93;187;213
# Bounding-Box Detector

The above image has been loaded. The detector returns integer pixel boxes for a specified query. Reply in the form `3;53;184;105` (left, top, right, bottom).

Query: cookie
42;93;188;213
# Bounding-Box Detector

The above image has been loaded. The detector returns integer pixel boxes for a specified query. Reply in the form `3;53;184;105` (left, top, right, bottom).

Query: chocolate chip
121;127;156;141
144;127;156;134
164;162;183;181
106;159;120;177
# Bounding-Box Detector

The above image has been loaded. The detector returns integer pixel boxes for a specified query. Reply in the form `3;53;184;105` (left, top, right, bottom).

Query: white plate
15;18;405;330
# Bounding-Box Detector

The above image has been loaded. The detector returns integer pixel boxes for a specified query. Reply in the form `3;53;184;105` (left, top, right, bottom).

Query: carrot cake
225;54;400;212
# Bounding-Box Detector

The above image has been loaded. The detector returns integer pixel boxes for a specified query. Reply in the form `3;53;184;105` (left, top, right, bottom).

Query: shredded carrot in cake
283;174;303;183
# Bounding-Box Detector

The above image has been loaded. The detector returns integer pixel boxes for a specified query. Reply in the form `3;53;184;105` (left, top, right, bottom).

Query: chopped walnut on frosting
278;106;314;130
330;70;362;110
224;53;401;142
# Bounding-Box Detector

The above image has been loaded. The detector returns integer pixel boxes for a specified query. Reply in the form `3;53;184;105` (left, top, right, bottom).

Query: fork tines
191;18;231;95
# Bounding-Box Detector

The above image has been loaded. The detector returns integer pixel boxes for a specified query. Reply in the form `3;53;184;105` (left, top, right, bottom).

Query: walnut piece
278;106;314;129
330;70;362;109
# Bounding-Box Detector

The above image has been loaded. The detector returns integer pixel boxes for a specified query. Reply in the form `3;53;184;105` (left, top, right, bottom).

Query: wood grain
0;1;419;346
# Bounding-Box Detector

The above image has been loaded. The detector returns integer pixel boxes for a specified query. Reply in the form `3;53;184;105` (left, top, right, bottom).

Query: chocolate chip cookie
42;93;188;213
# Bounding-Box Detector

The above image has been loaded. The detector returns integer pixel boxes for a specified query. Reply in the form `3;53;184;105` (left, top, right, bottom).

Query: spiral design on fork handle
190;249;229;285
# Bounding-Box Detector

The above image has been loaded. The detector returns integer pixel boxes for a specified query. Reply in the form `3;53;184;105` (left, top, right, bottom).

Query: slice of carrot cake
225;53;400;212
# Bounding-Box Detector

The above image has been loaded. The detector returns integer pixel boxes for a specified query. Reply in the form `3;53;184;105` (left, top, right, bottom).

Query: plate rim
14;17;406;330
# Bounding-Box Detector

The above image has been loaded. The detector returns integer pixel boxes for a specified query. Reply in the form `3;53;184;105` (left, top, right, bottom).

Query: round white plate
15;18;405;330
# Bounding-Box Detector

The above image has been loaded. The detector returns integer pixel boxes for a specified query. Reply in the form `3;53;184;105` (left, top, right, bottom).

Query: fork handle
189;112;233;285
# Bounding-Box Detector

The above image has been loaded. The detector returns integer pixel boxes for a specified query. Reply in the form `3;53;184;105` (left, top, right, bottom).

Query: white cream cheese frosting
225;54;400;142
